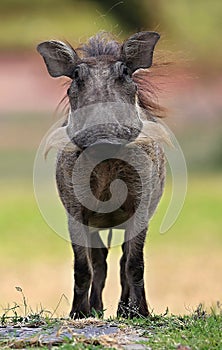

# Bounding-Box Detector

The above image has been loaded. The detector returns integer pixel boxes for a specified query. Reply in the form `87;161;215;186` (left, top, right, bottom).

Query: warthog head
37;32;160;156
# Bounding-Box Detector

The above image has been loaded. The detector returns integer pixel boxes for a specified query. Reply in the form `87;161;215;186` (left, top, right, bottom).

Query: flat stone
0;324;119;346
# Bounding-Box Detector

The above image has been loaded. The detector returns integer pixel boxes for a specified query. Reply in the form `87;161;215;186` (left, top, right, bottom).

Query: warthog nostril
83;141;123;159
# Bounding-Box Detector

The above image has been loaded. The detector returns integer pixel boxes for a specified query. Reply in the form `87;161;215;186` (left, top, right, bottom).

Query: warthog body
37;31;168;318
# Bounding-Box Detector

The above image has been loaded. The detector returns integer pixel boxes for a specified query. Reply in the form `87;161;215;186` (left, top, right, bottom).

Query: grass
0;288;115;349
1;296;222;349
120;304;222;350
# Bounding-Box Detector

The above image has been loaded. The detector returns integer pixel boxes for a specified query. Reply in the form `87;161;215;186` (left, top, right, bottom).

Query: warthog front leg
89;232;108;315
70;244;92;319
118;228;149;318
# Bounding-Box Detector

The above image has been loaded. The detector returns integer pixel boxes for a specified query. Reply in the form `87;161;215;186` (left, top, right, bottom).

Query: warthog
37;31;169;318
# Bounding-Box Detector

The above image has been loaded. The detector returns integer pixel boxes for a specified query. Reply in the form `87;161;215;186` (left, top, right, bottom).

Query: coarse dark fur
37;31;167;318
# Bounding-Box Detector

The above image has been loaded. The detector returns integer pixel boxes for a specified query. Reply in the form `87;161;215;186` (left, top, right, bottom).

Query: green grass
1;302;222;349
120;305;222;350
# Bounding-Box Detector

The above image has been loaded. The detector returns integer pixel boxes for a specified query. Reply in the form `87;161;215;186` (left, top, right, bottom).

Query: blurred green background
0;0;221;317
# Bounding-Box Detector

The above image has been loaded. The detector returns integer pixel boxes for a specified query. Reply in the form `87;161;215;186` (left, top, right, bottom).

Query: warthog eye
73;67;81;83
74;67;80;80
114;62;131;81
73;63;89;82
121;65;130;77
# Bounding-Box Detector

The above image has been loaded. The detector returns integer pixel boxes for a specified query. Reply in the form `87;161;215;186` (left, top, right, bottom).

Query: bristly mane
78;32;121;58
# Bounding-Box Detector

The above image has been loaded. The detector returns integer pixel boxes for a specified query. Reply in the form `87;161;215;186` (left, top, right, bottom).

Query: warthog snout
71;123;140;151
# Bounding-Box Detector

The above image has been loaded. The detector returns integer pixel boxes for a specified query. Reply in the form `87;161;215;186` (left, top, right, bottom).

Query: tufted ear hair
37;40;80;78
121;31;160;73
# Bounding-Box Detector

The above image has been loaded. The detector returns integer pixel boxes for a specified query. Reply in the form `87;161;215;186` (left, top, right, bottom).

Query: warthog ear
121;31;160;73
37;40;80;78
